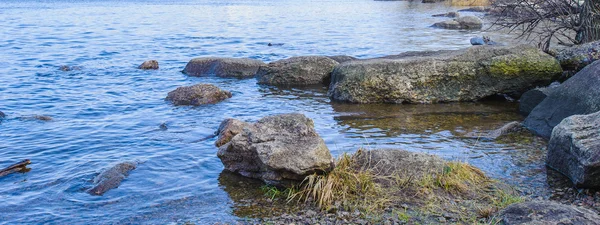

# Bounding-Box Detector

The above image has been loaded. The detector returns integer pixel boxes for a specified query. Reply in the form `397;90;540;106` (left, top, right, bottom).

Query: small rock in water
267;42;284;46
138;60;159;70
87;161;137;196
432;11;460;18
470;37;486;45
166;83;232;106
59;65;81;71
19;115;53;121
159;122;168;130
0;111;5;119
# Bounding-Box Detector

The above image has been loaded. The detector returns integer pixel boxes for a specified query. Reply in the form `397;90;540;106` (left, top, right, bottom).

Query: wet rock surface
87;162;137;196
433;16;483;30
518;84;559;116
329;45;562;103
166;83;232;106
524;61;600;138
183;57;265;78
256;56;339;86
547;111;600;188
216;113;334;185
498;201;600;225
138;60;159;70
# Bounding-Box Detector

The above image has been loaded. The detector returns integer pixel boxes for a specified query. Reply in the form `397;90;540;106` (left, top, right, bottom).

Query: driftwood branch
0;159;31;177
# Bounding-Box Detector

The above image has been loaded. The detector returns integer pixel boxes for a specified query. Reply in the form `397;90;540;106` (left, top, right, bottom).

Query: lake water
0;0;550;224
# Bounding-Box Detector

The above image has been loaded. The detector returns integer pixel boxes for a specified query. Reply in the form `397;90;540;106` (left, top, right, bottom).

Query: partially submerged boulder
547;111;600;188
59;65;81;72
138;60;159;70
166;83;232;106
87;162;137;196
328;45;562;103
183;57;265;78
19;115;53;121
556;40;600;73
433;16;483;30
498;201;600;224
256;56;339;86
216;113;334;185
518;83;559;116
524;61;600;138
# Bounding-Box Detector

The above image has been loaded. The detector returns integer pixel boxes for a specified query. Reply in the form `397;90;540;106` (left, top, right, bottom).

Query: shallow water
0;0;554;224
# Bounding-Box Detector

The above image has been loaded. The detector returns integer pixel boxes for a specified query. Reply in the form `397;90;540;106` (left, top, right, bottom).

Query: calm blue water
0;0;542;224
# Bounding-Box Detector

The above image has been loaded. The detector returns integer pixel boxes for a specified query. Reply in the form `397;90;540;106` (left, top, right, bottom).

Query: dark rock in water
470;37;486;45
87;162;137;196
524;61;600;138
256;56;339;86
267;43;284;46
556;40;600;73
159;122;168;130
327;55;358;64
0;111;5;120
487;121;523;139
59;65;81;72
328;45;562;103
433;16;483;30
19;115;53;121
138;60;159;70
433;12;460;18
498;201;600;224
216;113;334;186
166;83;232;106
215;118;249;147
458;6;488;12
183;57;265;78
422;0;445;3
518;83;560;116
547;111;600;188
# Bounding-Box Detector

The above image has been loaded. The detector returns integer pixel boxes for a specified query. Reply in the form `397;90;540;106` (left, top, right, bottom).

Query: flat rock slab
87;162;137;196
183;57;265;78
329;45;562;103
547;111;600;188
166;83;232;106
524;60;600;138
498;201;600;225
256;56;339;86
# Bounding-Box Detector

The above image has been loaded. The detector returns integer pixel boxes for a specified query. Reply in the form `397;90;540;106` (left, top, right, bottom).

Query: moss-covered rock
556;40;600;73
328;45;562;103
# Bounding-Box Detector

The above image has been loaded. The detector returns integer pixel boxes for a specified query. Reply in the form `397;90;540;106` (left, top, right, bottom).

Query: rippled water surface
0;0;550;224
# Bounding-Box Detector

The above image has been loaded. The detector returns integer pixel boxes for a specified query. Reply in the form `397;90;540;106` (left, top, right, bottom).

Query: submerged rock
498;201;600;224
433;12;460;18
216;113;334;185
524;61;600;138
0;111;5;120
183;57;265;78
166;83;232;106
59;65;81;72
256;56;339;86
328;45;562;103
138;60;159;70
433;16;483;30
19;115;53;121
87;162;137;196
556;40;600;73
547;111;600;188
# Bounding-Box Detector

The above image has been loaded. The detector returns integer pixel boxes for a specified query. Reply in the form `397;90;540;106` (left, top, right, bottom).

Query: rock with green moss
556;40;600;73
328;45;562;103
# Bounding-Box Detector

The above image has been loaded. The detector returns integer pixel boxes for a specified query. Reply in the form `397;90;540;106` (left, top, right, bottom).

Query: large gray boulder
87;162;137;196
216;113;334;185
256;56;339;86
433;16;483;30
547;111;600;188
498;201;600;225
524;61;600;138
556;40;600;73
166;83;232;106
328;45;562;103
183;57;265;78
